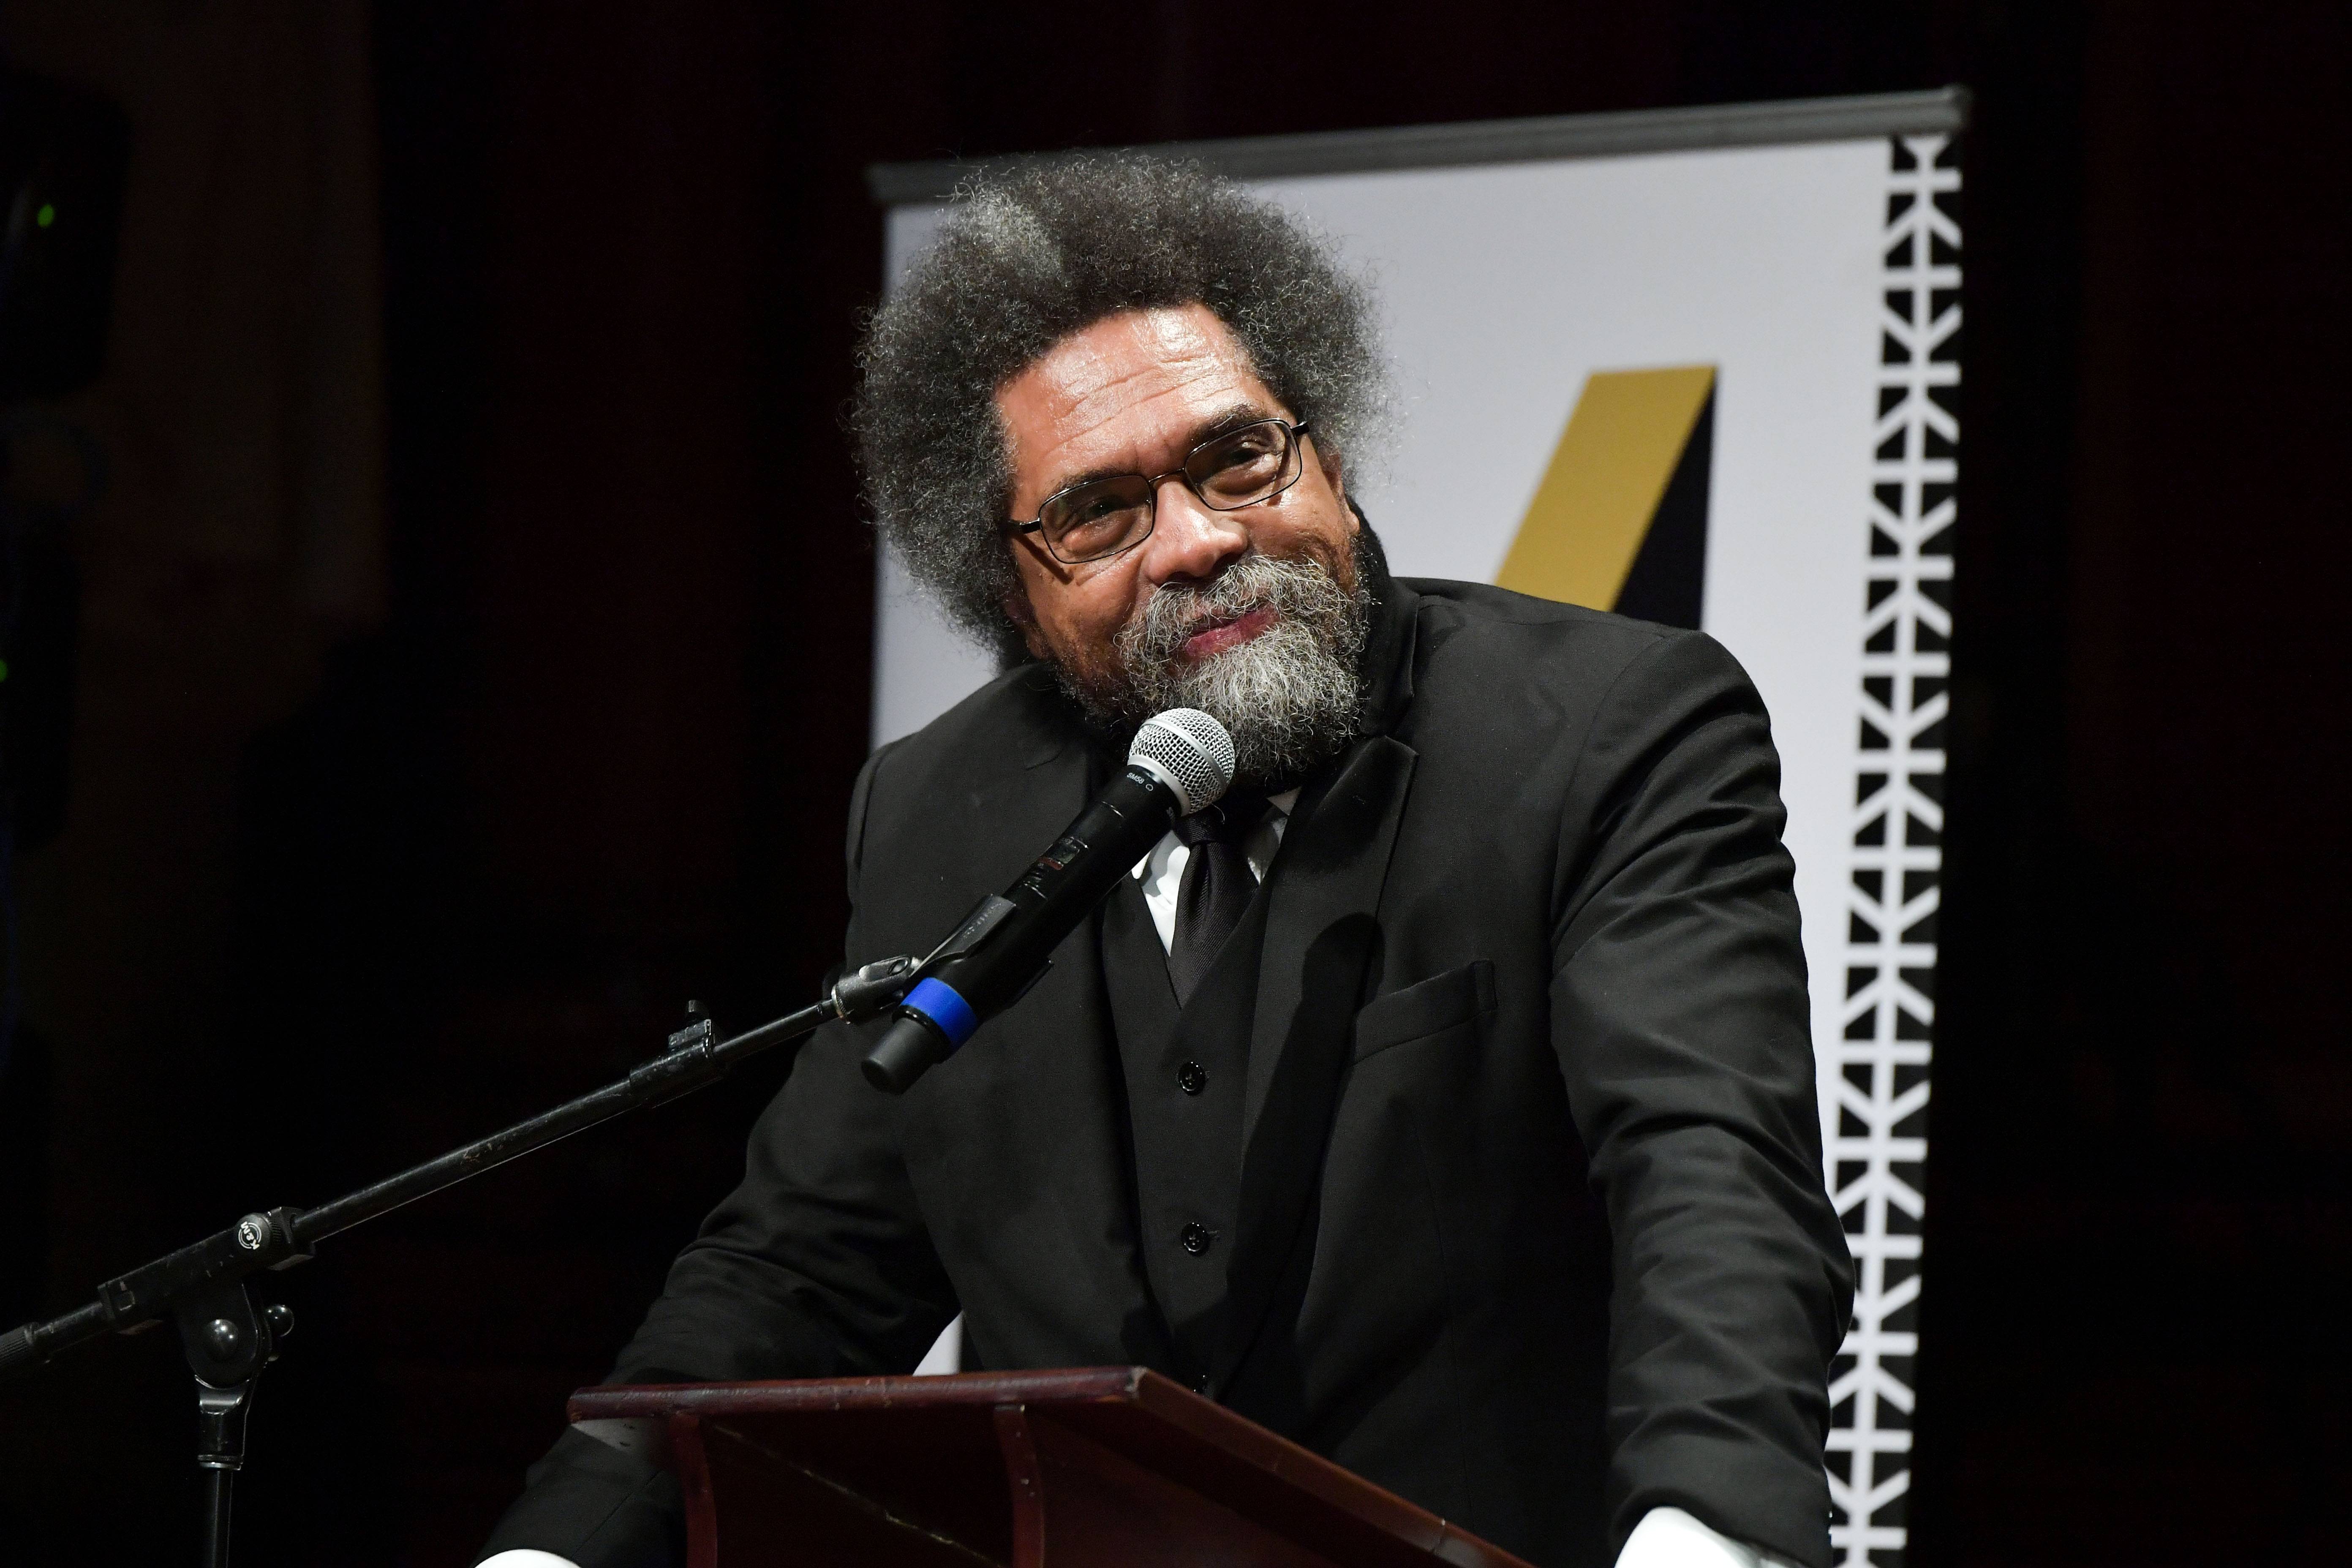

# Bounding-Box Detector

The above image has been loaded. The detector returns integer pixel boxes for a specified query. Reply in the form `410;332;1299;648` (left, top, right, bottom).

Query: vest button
1177;1060;1208;1095
1179;1222;1214;1256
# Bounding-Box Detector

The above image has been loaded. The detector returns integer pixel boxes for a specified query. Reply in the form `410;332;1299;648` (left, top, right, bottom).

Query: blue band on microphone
903;977;979;1050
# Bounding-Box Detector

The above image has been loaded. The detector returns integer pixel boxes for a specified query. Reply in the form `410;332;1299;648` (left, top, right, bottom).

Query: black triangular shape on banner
1611;386;1714;630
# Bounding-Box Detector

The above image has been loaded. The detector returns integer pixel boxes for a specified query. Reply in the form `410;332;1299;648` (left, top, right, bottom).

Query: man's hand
1617;1507;1799;1568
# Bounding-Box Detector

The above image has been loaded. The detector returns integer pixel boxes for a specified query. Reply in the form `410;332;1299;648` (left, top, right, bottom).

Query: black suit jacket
484;567;1855;1568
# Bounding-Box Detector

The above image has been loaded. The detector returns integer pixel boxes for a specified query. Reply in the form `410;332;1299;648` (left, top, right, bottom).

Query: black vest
1099;866;1269;1392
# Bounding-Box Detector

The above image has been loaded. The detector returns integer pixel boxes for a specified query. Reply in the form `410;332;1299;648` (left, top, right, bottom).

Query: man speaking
480;158;1852;1568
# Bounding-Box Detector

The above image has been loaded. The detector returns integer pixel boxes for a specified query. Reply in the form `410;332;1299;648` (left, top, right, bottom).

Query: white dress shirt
476;801;1790;1568
1132;788;1298;948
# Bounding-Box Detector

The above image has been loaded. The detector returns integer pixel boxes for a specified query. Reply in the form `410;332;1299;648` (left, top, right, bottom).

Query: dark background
0;2;2344;1563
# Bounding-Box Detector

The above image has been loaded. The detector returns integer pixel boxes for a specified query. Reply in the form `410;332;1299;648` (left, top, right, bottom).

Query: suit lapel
1216;730;1418;1391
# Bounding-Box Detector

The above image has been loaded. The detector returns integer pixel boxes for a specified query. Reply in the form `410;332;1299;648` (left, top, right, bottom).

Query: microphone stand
0;956;916;1568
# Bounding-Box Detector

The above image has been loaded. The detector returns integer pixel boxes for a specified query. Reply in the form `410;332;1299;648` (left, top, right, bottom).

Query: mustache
1121;553;1338;666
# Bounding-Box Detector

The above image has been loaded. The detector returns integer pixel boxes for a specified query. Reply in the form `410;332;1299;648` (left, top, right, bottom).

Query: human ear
1001;580;1055;660
1321;449;1356;533
1315;439;1347;491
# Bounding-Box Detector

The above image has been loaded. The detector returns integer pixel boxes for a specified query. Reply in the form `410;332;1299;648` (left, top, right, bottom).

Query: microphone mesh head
1129;708;1235;817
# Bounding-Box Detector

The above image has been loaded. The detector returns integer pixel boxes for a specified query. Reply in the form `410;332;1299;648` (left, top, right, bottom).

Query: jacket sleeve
1546;629;1855;1568
477;740;958;1567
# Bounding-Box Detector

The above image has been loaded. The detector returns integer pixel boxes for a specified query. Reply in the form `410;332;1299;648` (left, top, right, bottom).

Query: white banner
874;108;1960;1567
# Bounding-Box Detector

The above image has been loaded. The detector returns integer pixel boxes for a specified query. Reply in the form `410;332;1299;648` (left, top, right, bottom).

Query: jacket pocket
1351;960;1496;1062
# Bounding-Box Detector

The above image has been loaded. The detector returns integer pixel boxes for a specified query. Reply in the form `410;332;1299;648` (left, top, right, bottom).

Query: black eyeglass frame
1003;417;1315;566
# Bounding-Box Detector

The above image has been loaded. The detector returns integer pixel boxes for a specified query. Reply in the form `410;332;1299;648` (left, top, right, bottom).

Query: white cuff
1614;1506;1795;1568
476;1552;582;1568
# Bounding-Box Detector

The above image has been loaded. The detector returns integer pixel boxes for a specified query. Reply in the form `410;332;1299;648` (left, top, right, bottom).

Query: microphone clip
828;954;921;1022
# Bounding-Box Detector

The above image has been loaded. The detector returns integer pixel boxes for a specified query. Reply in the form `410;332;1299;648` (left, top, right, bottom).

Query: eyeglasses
1004;418;1314;566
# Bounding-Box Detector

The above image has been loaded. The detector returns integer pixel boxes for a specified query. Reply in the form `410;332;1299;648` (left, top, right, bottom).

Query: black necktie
1166;794;1270;1004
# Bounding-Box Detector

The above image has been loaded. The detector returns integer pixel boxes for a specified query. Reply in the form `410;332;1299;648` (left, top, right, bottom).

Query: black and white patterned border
1827;132;1958;1568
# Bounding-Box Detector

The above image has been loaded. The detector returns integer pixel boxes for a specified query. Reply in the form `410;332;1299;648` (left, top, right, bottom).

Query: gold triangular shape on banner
1495;365;1717;610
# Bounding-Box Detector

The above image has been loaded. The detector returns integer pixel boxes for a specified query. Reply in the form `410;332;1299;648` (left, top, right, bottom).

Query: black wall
0;4;2343;1563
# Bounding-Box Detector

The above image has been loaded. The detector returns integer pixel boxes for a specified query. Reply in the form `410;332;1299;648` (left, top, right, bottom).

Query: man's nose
1142;478;1249;585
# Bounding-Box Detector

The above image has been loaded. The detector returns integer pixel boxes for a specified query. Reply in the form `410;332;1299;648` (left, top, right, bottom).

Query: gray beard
1056;550;1371;792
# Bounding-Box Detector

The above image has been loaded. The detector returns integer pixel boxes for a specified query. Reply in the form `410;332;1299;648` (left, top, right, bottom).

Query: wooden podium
569;1367;1536;1568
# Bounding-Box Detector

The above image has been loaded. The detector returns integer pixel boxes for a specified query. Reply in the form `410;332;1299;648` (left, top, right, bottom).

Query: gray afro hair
852;155;1388;656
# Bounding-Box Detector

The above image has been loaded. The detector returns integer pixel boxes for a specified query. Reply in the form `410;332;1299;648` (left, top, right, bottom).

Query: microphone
860;708;1235;1094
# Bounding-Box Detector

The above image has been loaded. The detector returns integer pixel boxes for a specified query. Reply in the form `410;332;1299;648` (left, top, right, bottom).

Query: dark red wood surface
996;1403;1335;1568
570;1367;1535;1568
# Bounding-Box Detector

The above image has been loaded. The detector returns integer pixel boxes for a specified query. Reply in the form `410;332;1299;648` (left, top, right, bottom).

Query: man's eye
1049;490;1144;550
1208;432;1275;467
1195;437;1281;498
1047;489;1122;529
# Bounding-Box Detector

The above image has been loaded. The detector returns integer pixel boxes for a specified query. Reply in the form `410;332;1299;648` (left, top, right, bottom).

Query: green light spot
34;204;54;229
0;659;11;682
